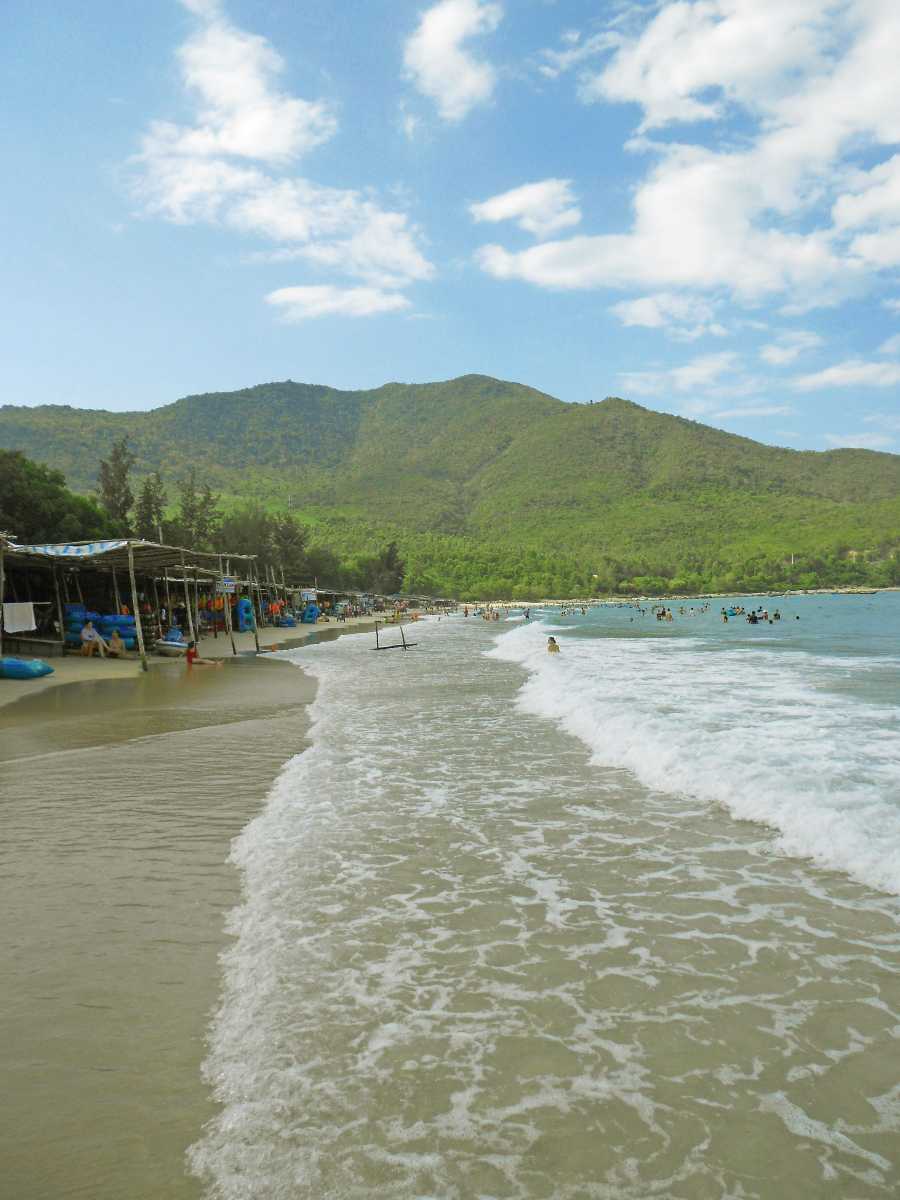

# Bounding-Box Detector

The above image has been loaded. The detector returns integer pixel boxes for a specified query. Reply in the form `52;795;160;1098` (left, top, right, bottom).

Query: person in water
547;636;560;654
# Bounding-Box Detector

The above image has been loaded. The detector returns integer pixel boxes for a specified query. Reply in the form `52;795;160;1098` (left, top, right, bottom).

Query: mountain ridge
2;375;898;596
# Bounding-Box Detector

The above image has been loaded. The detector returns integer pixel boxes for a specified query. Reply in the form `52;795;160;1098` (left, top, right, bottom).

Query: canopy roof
1;538;255;574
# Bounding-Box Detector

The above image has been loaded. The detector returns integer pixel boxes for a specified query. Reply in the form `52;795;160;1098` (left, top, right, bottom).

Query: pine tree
134;472;167;541
176;469;219;548
96;437;135;528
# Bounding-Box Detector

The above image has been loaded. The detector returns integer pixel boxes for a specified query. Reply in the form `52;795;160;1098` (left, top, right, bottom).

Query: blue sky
3;0;900;452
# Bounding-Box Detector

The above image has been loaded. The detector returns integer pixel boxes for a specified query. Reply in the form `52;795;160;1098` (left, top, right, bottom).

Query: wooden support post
75;572;84;604
250;564;261;653
219;556;237;656
164;571;172;619
127;543;149;672
180;552;196;644
0;541;5;658
193;568;201;645
52;567;65;654
151;577;161;643
61;570;70;604
112;567;122;614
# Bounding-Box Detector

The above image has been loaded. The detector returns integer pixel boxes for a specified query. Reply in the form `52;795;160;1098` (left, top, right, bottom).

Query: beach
0;626;370;1200
3;600;899;1198
0;614;378;711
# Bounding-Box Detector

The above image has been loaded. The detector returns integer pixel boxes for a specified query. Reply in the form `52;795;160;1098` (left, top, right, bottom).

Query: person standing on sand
547;636;560;654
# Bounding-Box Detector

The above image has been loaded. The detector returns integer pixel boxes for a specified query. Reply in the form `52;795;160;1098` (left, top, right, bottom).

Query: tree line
1;440;405;595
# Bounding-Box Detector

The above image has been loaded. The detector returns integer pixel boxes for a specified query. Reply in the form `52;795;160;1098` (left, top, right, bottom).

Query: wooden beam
127;543;149;672
181;551;196;644
0;541;5;658
219;555;237;656
250;562;261;653
52;567;66;654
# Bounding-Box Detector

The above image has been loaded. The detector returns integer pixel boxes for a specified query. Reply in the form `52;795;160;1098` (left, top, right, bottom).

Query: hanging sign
218;576;237;594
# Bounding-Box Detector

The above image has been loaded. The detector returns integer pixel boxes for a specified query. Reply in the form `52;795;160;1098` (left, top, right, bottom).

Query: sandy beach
0;614;379;711
0;623;372;1200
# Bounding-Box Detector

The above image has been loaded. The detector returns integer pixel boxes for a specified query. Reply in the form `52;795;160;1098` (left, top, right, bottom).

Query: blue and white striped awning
10;540;128;558
1;539;254;574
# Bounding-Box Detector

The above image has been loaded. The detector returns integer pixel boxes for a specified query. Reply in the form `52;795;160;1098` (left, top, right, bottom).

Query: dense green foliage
97;436;135;524
2;375;899;597
0;449;116;543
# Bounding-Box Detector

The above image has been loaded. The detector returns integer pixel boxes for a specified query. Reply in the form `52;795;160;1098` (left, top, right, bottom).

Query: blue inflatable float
0;657;55;680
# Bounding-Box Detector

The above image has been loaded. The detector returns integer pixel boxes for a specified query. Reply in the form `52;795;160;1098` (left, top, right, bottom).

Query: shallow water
0;657;315;1200
190;605;900;1198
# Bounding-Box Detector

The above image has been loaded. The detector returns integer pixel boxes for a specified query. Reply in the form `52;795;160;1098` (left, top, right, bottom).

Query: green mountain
2;375;899;597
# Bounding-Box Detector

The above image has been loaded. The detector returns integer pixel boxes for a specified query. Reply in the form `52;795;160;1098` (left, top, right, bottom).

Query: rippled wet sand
0;657;316;1200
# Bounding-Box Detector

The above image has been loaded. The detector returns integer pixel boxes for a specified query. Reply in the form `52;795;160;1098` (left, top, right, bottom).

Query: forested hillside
3;375;899;597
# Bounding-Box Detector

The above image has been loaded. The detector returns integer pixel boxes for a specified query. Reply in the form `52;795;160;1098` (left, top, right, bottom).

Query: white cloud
580;0;834;131
164;17;336;163
823;431;895;450
793;360;900;390
266;286;412;320
609;291;726;340
884;298;900;313
537;29;619;80
864;412;900;432
404;0;502;123
759;330;823;365
133;4;432;313
469;179;581;238
879;333;900;356
618;350;741;397
712;404;795;419
477;3;900;317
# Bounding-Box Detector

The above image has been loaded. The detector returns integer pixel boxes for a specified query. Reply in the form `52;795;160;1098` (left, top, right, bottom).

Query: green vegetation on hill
0;449;115;543
2;375;899;597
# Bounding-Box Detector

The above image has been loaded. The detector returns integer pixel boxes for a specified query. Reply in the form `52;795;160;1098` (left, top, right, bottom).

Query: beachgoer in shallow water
186;641;221;668
547;636;560;654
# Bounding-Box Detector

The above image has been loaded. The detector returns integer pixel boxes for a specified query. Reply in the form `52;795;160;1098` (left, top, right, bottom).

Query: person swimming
547;636;560;654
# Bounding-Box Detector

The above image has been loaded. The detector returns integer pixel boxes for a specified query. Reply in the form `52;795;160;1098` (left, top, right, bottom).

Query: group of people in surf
721;605;784;624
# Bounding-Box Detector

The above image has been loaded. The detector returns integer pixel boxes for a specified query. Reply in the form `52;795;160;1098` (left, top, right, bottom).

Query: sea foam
488;620;900;895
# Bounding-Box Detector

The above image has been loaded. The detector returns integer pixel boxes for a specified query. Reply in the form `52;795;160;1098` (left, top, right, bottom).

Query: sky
3;0;900;453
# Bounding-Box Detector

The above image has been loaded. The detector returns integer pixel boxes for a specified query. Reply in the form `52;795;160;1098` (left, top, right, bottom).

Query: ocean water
191;597;900;1199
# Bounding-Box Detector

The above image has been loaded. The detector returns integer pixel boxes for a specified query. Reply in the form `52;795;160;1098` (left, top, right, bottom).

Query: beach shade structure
0;538;257;670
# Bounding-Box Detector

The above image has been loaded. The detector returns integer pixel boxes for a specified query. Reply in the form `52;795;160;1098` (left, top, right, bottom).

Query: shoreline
0;614;379;712
0;625;379;1199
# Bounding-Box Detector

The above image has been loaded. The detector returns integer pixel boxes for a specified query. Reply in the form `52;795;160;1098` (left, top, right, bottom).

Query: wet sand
0;615;379;711
0;648;328;1199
